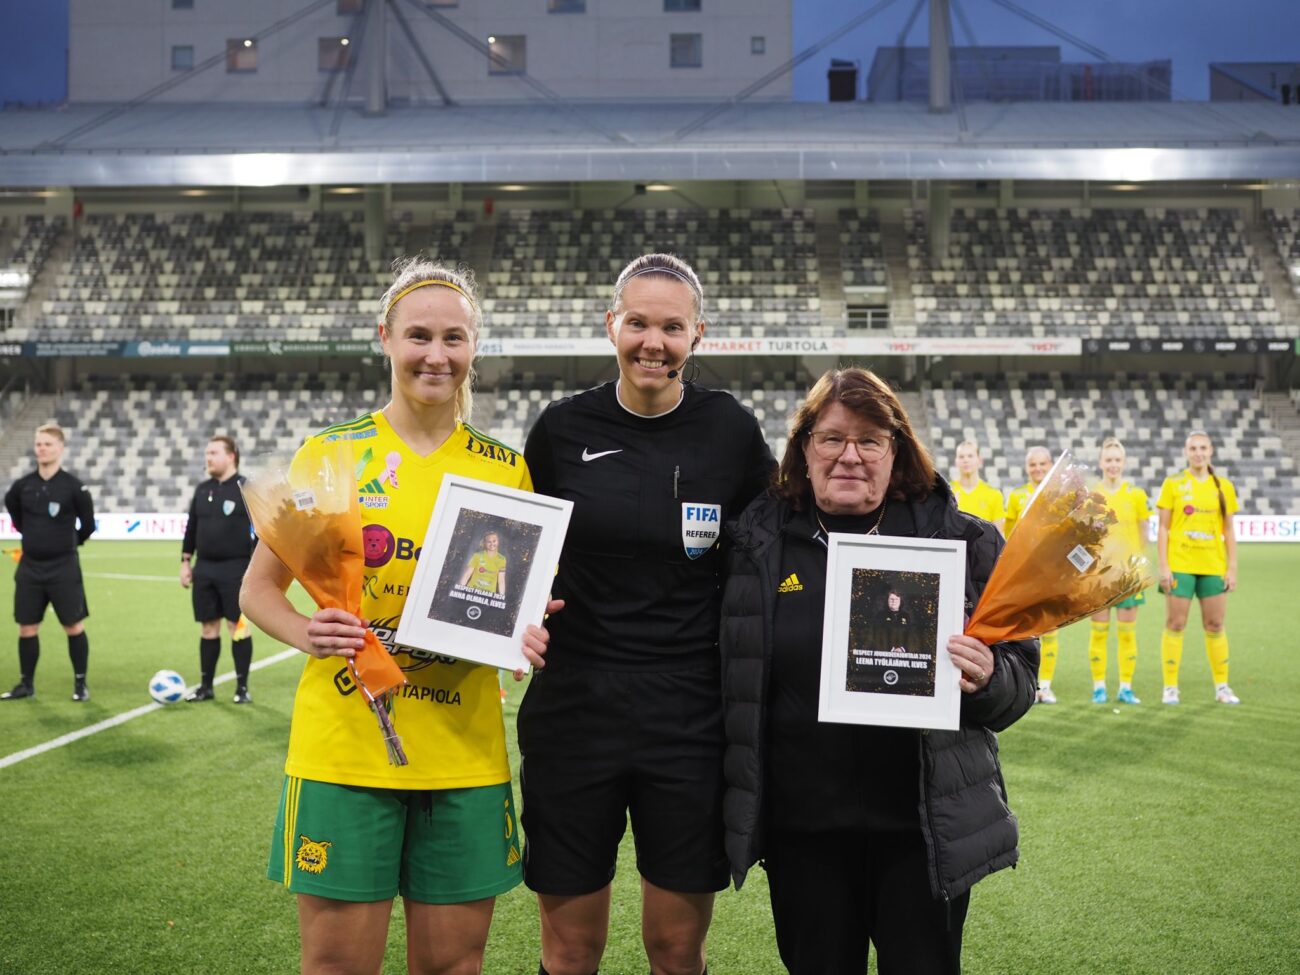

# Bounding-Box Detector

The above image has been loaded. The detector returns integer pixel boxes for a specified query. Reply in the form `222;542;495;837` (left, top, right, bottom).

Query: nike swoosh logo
581;448;623;462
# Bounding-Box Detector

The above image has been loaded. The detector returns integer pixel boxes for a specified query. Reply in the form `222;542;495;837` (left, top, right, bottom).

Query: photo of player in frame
427;508;541;638
845;569;940;696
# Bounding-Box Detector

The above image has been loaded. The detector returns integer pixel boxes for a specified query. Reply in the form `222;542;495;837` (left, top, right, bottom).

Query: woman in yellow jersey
1003;446;1050;538
951;440;1005;535
1003;446;1064;704
1156;430;1240;706
462;530;507;595
1087;438;1151;706
240;259;560;975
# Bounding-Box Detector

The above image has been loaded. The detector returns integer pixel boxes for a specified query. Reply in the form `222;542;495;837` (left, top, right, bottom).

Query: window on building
337;0;363;12
549;0;586;11
171;45;195;71
751;35;766;55
319;37;352;72
670;33;702;69
487;35;526;75
664;0;701;11
226;38;258;73
172;0;194;9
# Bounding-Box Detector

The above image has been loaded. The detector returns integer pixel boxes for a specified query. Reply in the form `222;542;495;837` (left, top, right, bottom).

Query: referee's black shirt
181;474;255;563
526;382;774;671
3;469;95;562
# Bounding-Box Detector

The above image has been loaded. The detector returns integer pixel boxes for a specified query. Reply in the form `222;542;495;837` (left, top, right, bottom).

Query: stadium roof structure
1;99;1298;187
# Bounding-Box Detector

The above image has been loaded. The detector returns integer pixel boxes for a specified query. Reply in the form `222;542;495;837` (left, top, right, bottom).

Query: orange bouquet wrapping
965;449;1154;646
241;441;409;765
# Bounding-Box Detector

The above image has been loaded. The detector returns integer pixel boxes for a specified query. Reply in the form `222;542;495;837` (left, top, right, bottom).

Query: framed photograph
818;534;967;730
395;474;572;673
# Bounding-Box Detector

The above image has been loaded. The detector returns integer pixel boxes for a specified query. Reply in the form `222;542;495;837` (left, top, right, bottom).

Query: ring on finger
973;669;985;682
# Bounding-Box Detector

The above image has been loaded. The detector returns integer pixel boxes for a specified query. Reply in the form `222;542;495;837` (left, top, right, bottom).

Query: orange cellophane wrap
964;449;1154;646
240;442;406;700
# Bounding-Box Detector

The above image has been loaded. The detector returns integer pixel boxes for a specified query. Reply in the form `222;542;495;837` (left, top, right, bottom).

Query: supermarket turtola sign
473;336;1088;356
11;336;1298;358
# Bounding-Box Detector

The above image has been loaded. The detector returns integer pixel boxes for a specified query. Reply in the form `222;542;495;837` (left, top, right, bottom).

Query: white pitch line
0;647;302;770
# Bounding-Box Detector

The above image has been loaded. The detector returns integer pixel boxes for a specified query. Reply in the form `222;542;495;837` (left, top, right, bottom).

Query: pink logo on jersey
1183;504;1196;516
363;524;396;567
380;451;402;489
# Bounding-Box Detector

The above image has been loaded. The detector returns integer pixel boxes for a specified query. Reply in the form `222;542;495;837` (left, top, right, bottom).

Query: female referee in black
519;253;775;975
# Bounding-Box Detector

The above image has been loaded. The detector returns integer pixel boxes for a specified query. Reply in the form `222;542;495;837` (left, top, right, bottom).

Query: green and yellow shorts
1114;590;1147;610
268;777;522;904
1166;572;1227;600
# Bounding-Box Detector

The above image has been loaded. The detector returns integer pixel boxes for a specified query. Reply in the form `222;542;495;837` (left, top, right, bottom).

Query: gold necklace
816;499;888;538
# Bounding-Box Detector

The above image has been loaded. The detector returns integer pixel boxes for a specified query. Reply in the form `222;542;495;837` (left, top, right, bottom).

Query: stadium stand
926;372;1298;515
13;211;475;344
5;215;66;283
1265;209;1300;298
21;369;1292;516
6;204;1296;345
482;208;821;338
743;369;807;459
483;373;580;453
2;202;1296;520
908;207;1285;338
4;374;378;512
837;208;889;291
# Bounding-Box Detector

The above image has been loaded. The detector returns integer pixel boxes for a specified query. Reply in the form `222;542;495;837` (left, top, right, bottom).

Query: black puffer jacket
719;478;1039;900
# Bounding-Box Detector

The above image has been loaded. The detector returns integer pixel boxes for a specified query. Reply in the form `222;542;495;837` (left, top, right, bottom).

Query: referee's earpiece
691;336;700;349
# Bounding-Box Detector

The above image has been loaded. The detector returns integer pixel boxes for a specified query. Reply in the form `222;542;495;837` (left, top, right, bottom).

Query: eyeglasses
807;430;894;461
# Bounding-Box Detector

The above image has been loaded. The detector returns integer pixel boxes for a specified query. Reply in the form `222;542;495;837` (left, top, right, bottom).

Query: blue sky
0;0;1292;104
0;0;68;104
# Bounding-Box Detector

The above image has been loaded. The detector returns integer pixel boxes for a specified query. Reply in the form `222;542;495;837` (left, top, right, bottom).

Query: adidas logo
777;573;803;593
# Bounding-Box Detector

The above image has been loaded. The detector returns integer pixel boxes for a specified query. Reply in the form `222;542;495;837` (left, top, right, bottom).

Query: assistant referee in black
180;435;256;703
2;422;95;702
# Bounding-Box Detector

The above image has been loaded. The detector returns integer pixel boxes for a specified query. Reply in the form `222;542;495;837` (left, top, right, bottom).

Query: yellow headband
384;278;476;320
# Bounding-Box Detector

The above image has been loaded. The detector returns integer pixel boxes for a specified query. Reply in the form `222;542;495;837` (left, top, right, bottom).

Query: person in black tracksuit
519;254;775;975
180;435;256;703
2;423;95;702
720;369;1038;975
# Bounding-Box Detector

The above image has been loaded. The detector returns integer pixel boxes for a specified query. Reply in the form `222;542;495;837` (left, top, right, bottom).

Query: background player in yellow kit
241;259;559;975
1003;446;1051;537
1002;446;1063;703
1156;430;1240;706
1088;437;1151;705
462;530;507;595
951;440;1005;534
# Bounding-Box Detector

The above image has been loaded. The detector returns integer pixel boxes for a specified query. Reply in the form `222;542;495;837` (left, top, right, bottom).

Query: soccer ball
149;669;187;705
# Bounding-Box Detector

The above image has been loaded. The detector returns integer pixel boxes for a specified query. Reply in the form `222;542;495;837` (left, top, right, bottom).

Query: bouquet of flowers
241;440;409;765
965;449;1154;645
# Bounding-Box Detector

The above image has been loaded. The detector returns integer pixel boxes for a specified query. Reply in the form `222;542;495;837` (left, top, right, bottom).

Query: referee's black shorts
517;662;730;897
14;554;88;627
191;558;248;623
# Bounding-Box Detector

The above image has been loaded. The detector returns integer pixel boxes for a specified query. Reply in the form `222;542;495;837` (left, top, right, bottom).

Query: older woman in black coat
719;368;1038;975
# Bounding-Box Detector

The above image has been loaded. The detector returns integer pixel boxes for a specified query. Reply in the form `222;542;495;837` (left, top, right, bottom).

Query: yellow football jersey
1156;470;1238;576
953;479;1005;525
1004;482;1036;537
465;550;508;593
284;412;532;790
1097;480;1152;553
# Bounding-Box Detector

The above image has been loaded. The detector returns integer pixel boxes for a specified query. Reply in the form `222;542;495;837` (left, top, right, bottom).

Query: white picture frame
395;474;572;673
818;533;967;731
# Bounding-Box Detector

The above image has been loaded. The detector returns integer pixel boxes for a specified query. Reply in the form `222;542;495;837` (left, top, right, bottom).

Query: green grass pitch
1;541;1298;974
